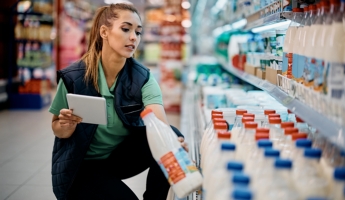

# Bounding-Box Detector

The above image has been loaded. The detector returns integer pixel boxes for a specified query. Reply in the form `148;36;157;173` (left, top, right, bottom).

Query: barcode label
331;89;343;99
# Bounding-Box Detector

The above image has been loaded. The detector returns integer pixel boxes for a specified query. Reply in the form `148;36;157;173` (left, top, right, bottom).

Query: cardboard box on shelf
244;63;259;76
266;67;282;85
256;68;266;80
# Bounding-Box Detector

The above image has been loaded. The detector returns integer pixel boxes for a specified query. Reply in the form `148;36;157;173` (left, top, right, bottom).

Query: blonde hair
81;3;140;92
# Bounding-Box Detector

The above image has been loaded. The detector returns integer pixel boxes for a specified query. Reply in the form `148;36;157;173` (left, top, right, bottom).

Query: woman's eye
122;28;129;32
136;32;142;36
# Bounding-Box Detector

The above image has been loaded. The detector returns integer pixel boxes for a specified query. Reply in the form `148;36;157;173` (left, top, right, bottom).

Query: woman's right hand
52;109;82;138
58;108;82;129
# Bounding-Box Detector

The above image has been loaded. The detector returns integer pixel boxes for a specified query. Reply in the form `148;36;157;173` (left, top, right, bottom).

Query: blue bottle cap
232;188;252;200
334;167;345;181
295;139;312;148
257;140;273;148
221;142;236;151
232;173;250;185
341;150;345;157
227;161;244;171
264;149;280;158
274;158;292;169
304;148;322;159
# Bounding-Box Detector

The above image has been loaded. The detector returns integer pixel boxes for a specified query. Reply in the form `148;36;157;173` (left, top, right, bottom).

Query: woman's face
103;10;142;58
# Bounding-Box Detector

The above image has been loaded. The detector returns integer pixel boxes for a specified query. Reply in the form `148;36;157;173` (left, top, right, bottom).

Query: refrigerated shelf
217;57;345;150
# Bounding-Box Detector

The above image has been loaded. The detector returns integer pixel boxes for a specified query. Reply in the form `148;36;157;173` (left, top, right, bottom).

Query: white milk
324;21;345;100
282;8;301;78
141;109;203;198
302;5;318;87
291;8;307;83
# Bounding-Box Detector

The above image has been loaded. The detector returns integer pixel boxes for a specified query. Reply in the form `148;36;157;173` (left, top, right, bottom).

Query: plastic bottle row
199;108;345;200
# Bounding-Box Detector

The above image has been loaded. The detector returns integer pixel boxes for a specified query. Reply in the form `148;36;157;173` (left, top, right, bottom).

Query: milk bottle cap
232;173;251;185
309;4;317;11
287;109;293;114
213;118;226;123
231;188;252;200
221;142;236;151
264;149;280;157
268;113;280;118
295;139;312;148
257;139;273;148
242;117;255;123
211;110;223;115
256;128;270;134
227;161;244;171
304;148;322;158
291;133;308;140
217;131;231;139
295;116;305;123
269;117;281;124
293;8;304;12
334;167;345;181
243;113;255;118
255;133;270;141
244;122;258;129
284;127;299;135
236;109;248;115
140;108;153;118
280;122;294;128
214;122;228;130
264;109;276;115
212;113;223;119
330;0;341;6
274;159;293;169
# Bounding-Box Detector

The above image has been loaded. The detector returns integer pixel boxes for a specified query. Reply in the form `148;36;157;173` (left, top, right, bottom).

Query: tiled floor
0;93;181;200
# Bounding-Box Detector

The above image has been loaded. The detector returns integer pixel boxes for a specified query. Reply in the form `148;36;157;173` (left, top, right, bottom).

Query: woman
49;3;187;200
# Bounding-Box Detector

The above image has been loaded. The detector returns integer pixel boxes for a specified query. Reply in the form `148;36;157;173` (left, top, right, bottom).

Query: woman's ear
100;25;108;40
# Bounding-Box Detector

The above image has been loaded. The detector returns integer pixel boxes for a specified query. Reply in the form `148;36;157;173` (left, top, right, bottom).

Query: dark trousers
67;130;171;200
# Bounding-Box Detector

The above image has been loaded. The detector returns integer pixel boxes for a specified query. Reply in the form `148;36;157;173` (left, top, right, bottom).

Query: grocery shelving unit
217;55;345;150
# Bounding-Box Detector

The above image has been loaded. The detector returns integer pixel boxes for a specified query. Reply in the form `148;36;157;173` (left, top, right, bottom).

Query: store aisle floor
0;100;180;200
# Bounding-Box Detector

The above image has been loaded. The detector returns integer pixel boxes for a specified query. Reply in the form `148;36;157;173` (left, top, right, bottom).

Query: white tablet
66;93;107;125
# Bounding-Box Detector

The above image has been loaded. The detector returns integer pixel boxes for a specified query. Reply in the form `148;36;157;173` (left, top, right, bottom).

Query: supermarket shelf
217;57;345;150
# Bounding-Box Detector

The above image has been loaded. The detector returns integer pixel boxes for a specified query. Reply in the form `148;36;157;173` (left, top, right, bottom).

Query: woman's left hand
178;137;189;152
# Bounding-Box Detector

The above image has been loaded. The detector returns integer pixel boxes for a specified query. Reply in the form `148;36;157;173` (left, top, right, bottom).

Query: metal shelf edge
218;58;345;150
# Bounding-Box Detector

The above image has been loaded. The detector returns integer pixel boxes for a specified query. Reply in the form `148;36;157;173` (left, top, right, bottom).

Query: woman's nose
130;31;137;41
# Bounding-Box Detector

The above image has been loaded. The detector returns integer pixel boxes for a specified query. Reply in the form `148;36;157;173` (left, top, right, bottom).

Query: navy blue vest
52;58;160;199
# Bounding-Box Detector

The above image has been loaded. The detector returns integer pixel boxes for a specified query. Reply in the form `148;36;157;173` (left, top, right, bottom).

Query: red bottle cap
284;127;299;135
256;128;270;134
293;8;301;12
212;113;223;120
281;122;295;128
269;117;282;124
236;109;248;115
243;113;255;118
211;110;223;115
214;122;228;130
140;108;153;118
287;109;293;114
309;4;317;10
304;6;310;11
264;109;276;115
242;117;255;123
213;118;226;123
217;131;231;139
268;114;280;118
292;133;308;140
255;133;270;141
244;122;258;129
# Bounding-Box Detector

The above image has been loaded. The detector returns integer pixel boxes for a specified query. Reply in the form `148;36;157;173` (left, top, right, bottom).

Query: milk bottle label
303;57;315;87
324;62;345;99
158;148;198;185
314;58;324;92
292;53;304;82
